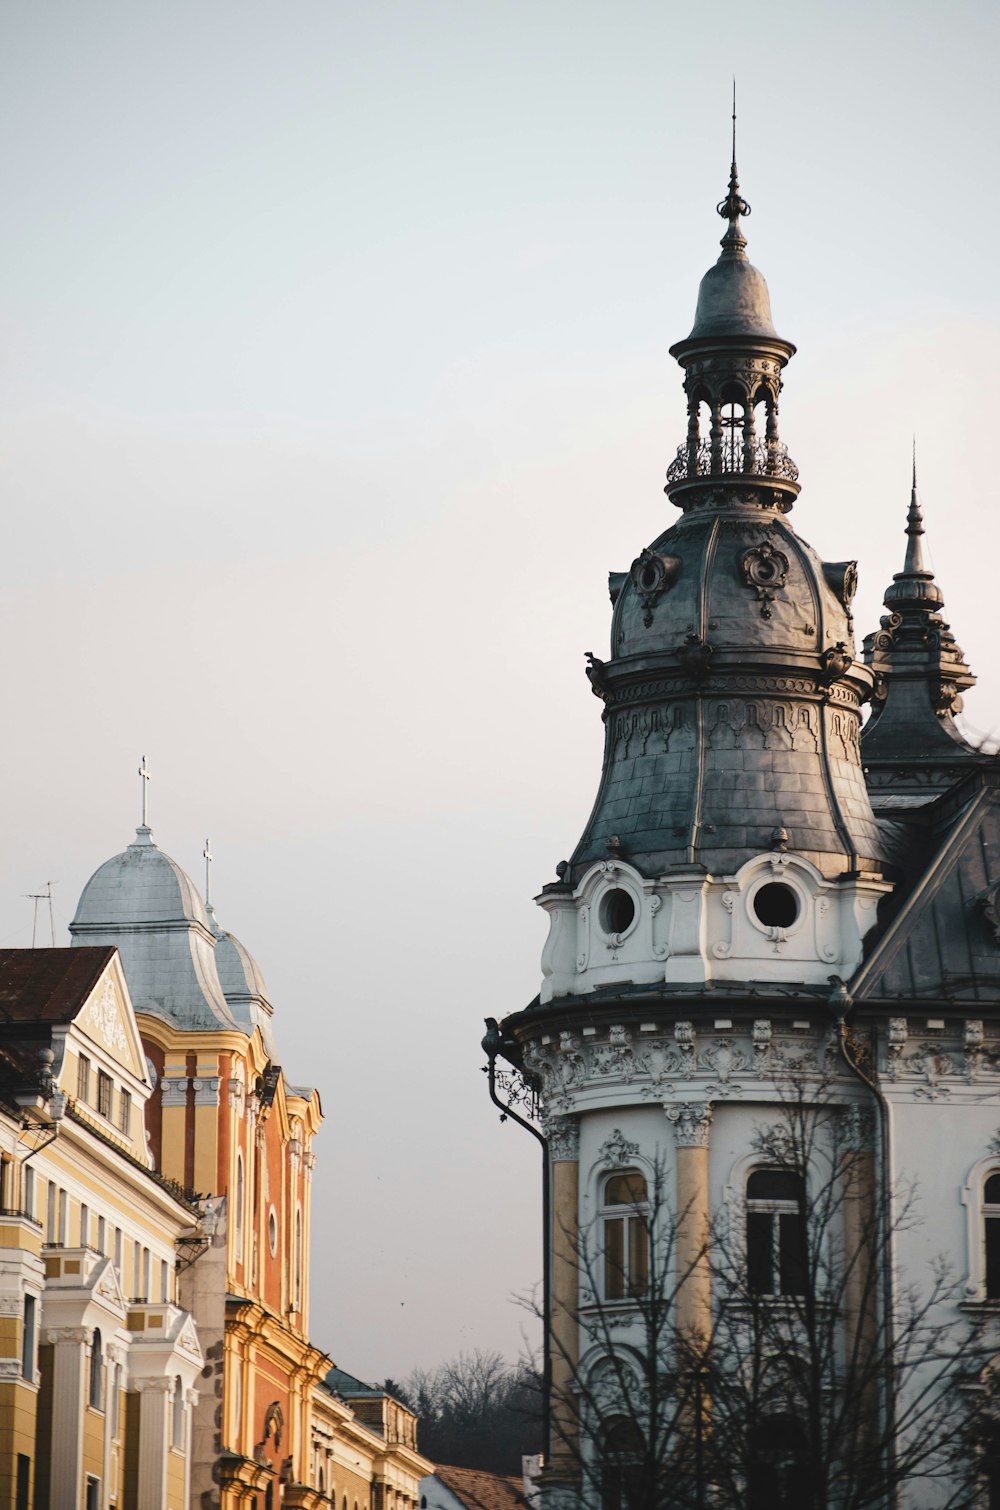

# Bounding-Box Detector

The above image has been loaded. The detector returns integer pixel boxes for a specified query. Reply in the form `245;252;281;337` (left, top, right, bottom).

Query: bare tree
527;1084;997;1510
403;1350;542;1475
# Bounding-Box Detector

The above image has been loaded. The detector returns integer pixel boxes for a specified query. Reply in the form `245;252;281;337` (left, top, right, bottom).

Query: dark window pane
628;1216;649;1296
986;1217;1000;1299
747;1169;804;1202
747;1211;773;1294
606;1171;647;1207
779;1212;808;1295
605;1218;625;1300
986;1174;1000;1205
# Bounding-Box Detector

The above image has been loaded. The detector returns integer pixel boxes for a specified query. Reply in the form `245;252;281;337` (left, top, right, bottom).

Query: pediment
76;961;145;1080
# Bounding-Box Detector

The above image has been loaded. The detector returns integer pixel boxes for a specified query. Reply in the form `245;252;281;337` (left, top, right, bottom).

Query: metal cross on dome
203;838;213;908
138;755;150;828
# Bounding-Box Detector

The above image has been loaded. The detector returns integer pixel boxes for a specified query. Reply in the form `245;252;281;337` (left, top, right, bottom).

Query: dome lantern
666;140;799;512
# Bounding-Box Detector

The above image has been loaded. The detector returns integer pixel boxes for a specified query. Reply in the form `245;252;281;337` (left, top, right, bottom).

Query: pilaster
134;1376;173;1510
46;1324;90;1507
543;1114;580;1484
666;1102;713;1348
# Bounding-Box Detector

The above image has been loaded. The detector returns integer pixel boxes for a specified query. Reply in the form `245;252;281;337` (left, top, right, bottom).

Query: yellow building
0;945;203;1510
66;821;432;1509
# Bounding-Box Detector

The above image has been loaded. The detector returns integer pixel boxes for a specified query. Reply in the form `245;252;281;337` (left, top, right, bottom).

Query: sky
1;0;998;1380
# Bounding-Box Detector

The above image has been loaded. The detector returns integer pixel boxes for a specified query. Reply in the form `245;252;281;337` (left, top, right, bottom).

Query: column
134;1376;172;1509
192;1058;221;1196
160;1060;189;1186
544;1114;580;1499
665;1102;712;1351
46;1325;89;1509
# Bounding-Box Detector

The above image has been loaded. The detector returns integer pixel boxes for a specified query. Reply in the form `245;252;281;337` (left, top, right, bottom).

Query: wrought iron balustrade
665;437;799;485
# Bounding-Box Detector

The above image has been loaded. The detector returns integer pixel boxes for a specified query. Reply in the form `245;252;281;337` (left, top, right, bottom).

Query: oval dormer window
753;882;799;929
600;888;636;936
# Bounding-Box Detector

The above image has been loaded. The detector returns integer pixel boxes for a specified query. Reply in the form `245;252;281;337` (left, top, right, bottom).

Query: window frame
97;1070;113;1121
600;1168;650;1303
960;1158;1000;1303
745;1167;808;1299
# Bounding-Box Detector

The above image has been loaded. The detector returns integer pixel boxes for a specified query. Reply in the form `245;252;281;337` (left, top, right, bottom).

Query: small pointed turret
862;460;980;796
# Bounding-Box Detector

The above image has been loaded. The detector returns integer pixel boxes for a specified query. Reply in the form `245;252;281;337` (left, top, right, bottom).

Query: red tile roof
433;1466;524;1510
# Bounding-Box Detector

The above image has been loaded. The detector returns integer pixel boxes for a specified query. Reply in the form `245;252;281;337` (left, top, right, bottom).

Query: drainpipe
829;982;899;1510
481;1018;550;1465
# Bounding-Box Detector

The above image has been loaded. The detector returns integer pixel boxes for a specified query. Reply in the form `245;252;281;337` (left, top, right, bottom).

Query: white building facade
491;156;1000;1510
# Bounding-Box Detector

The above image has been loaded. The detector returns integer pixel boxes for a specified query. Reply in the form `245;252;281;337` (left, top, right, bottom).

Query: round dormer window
753;882;799;929
600;888;636;936
268;1207;278;1257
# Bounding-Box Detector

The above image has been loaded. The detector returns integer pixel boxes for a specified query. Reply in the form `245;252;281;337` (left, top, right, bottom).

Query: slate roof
432;1465;524;1510
851;767;1000;1002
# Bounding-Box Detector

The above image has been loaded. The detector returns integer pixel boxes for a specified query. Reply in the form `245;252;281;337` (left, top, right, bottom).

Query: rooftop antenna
732;75;737;171
26;882;56;947
203;838;213;910
138;754;150;829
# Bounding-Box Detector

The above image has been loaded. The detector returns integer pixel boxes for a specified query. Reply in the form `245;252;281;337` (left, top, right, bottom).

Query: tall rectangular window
85;1478;99;1510
77;1055;90;1103
97;1216;106;1255
46;1182;56;1243
21;1294;35;1379
601;1170;650;1301
133;1240;143;1299
160;1259;169;1303
97;1071;113;1120
118;1090;131;1135
79;1203;90;1247
58;1189;68;1246
114;1227;123;1272
15;1456;29;1510
746;1169;807;1296
23;1166;34;1221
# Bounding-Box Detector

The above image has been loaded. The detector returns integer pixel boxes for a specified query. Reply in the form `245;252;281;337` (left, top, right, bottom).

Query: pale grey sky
1;0;998;1378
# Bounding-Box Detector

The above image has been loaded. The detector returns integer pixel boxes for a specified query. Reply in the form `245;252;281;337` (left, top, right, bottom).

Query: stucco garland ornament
630;547;681;627
740;542;789;618
598;1128;641;1167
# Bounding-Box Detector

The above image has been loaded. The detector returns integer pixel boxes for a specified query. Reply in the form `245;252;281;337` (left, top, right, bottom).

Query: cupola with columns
535;151;892;1003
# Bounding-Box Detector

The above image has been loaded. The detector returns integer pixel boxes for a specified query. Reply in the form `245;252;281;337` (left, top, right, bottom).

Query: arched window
235;1152;245;1265
89;1329;103;1409
984;1173;1000;1299
600;1415;644;1510
746;1414;808;1510
602;1170;649;1301
746;1169;807;1296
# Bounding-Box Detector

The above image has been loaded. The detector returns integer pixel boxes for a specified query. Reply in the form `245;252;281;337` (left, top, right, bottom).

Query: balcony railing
666;437;799;486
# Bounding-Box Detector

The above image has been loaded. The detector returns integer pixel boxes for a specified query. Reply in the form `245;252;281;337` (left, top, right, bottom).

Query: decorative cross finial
203;838;213;909
138;755;150;828
717;79;750;245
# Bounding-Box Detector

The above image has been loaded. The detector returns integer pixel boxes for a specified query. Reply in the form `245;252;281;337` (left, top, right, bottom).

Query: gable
852;781;1000;1003
76;958;146;1080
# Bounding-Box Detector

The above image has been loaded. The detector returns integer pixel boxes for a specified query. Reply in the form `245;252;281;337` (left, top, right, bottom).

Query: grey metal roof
70;828;240;1032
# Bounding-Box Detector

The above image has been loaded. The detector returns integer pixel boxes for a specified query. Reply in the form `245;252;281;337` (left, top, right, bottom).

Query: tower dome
70;826;239;1032
534;154;890;1001
208;909;276;1058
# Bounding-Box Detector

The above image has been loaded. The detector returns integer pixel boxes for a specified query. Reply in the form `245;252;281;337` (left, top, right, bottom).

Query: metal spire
203;838;213;910
717;79;750;252
903;438;927;576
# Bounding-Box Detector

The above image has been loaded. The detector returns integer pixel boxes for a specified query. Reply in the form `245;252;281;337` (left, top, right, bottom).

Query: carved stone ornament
740;542;790;618
677;633;713;680
821;642;852;684
543;1113;580;1161
665;1101;712;1148
86;979;129;1057
630;548;681;627
44;1326;92;1346
598;1129;641;1167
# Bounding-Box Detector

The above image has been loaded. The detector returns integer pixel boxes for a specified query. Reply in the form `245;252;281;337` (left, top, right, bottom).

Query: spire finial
203;838;213;911
903;442;927;575
717;80;750;252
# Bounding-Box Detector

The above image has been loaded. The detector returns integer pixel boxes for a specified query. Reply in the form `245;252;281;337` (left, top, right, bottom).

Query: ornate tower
539;155;889;1009
488;149;1000;1510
